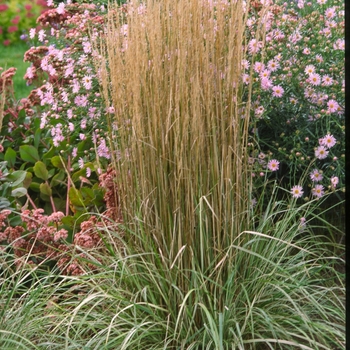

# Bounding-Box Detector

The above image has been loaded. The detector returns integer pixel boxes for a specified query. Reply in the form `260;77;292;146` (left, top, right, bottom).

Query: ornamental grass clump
98;0;256;286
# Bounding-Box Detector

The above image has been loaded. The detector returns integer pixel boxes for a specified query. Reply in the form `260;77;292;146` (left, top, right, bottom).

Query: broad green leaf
34;128;41;149
23;172;33;189
51;156;65;169
11;187;27;198
69;188;85;207
4;147;16;168
6;170;27;187
51;170;66;187
19;145;39;163
34;161;49;180
40;182;52;196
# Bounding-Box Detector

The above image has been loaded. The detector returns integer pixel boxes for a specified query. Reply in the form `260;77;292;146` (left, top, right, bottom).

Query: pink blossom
312;185;325;198
320;134;336;148
38;29;46;42
82;75;93;90
272;85;284;98
248;39;263;54
326;99;339;113
56;3;65;15
267;159;280;171
78;157;84;169
97;139;110;159
260;77;272;90
242;74;250;85
304;65;315;75
315;146;329;160
322;75;333;86
302;47;310;55
267;60;279;72
330;176;339;188
325;7;336;19
82;41;92;54
291;185;304;198
310;169;323;182
253;62;265;73
29;28;36;39
308;73;321;86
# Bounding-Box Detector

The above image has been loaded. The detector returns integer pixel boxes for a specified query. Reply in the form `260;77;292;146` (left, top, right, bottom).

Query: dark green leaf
34;161;49;180
19;145;39;163
4;147;16;168
40;182;52;196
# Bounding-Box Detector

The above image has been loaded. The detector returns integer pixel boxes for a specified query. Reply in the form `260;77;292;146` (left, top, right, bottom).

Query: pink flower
302;47;310;55
267;159;280;171
315;55;323;63
312;185;325;198
304;65;315;75
310;169;323;182
82;41;92;54
56;3;65;15
8;26;18;33
326;99;339;113
78;157;84;169
320;134;336;148
325;7;336;19
330;176;339;188
38;29;46;42
259;69;271;79
315;146;329;160
267;60;279;72
322;75;333;86
260;77;272;90
0;4;9;11
82;75;93;90
272;85;284;98
242;74;250;85
253;62;265;73
291;185;304;198
308;73;321;86
248;39;263;54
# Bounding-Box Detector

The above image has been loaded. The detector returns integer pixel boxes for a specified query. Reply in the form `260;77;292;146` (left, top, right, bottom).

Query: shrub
242;0;345;203
0;0;48;46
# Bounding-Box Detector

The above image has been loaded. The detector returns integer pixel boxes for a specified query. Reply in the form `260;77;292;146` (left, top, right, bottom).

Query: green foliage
0;0;47;46
0;193;344;349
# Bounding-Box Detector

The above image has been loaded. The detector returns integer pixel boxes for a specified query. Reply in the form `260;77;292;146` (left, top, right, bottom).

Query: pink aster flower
322;75;333;86
259;69;271;79
267;159;280;171
253;61;265;73
312;184;325;198
330;176;339;188
291;185;304;198
320;133;336;148
325;7;336;19
272;85;284;98
242;74;250;85
303;47;310;55
304;65;315;75
315;55;323;63
308;73;321;86
267;60;279;72
82;75;93;90
310;169;323;182
326;99;339;113
260;77;272;90
315;146;329;159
